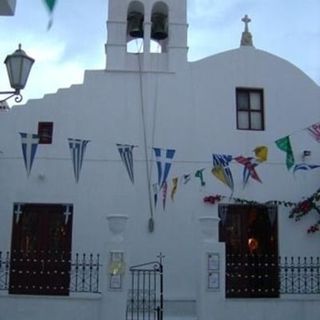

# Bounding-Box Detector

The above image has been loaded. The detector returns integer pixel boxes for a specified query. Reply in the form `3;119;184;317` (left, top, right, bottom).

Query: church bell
151;13;168;40
127;12;144;38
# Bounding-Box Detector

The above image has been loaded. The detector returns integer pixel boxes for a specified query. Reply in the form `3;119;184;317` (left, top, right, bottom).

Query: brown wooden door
9;203;73;295
219;204;279;298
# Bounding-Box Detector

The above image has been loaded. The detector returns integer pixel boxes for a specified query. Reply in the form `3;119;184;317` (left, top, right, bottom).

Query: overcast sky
0;0;319;105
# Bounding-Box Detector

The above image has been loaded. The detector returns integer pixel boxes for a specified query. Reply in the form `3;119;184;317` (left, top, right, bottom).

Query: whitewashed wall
0;45;319;319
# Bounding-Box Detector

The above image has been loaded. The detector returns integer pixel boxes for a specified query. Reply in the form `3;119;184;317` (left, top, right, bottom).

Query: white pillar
197;213;226;320
99;214;129;320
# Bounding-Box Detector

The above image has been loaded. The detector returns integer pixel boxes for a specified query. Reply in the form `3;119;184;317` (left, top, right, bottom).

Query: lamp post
0;44;34;104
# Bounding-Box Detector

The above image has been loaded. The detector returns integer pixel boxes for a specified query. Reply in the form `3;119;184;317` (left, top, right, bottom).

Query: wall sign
109;251;125;290
207;252;220;290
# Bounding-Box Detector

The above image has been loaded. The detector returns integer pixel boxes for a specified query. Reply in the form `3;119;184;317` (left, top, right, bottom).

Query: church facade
0;1;319;319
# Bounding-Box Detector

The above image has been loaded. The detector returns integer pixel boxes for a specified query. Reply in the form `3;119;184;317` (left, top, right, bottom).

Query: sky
0;0;319;106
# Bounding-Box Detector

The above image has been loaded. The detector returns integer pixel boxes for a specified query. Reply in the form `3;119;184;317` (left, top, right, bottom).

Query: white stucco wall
0;44;319;319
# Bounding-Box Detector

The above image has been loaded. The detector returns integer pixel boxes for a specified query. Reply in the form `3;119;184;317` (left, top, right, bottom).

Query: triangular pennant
171;177;179;201
153;183;158;208
162;181;168;211
275;136;295;170
234;156;262;187
19;133;39;177
68;138;90;183
195;169;206;186
212;154;234;193
254;146;268;162
306;122;320;142
117;144;135;184
153;148;176;189
183;174;191;184
293;163;320;174
43;0;57;29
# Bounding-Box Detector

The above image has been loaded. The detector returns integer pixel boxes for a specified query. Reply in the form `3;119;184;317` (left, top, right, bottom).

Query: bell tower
105;0;188;72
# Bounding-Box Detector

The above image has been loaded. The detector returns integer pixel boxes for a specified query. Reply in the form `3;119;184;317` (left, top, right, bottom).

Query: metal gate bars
126;258;163;320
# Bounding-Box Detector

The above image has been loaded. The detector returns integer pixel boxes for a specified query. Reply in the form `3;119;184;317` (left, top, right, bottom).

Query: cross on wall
14;204;23;224
63;205;72;225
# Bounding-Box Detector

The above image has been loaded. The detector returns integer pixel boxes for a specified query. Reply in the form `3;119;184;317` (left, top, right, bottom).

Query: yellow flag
254;146;268;162
211;166;228;187
171;177;179;201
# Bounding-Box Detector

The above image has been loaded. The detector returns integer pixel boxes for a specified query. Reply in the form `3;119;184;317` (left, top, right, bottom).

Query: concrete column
99;214;129;320
197;213;226;320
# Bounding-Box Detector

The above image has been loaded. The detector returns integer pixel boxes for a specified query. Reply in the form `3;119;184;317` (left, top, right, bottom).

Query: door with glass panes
9;203;73;295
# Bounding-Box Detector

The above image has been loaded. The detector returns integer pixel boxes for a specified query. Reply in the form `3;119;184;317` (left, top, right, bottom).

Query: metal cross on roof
240;14;253;47
242;14;251;32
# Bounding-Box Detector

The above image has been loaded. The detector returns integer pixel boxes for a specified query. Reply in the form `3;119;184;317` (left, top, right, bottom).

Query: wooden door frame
219;204;279;298
9;203;73;295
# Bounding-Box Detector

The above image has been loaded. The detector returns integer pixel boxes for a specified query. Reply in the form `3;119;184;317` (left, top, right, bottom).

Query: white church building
0;1;319;319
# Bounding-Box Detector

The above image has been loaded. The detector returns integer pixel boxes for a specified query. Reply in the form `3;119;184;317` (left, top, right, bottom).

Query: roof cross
242;14;251;32
240;14;253;47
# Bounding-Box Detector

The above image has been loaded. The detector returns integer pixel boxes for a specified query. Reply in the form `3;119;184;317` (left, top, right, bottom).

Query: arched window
127;1;144;52
151;1;169;52
127;38;144;53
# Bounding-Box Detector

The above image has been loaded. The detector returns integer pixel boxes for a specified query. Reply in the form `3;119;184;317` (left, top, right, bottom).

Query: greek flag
117;144;135;184
68;138;90;183
212;154;234;193
20;133;39;177
153;148;176;189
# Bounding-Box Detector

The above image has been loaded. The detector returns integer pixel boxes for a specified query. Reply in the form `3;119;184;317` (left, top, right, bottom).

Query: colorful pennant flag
234;156;262;187
275;136;295;170
254;146;268;162
195;169;206;186
153;183;158;208
117;144;135;184
43;0;57;29
306;122;320;142
293;163;320;174
153;148;176;189
68;138;90;183
212;154;234;193
162;181;168;210
183;174;191;184
171;177;179;201
19;133;40;177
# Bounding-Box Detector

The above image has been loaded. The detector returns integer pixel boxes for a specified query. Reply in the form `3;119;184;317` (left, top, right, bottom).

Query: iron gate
126;259;163;320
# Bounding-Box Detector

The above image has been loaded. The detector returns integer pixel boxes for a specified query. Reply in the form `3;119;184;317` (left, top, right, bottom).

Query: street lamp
0;44;35;104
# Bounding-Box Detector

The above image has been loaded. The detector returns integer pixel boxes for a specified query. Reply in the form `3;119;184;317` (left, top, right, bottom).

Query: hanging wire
136;41;156;232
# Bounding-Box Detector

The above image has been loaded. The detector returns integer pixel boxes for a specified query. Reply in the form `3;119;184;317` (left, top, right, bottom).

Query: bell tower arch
105;0;188;72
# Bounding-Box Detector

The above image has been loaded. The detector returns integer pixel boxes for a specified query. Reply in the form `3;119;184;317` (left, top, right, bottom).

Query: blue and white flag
153;147;176;189
117;144;135;183
293;163;320;174
212;154;234;193
68;138;90;183
19;133;39;177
